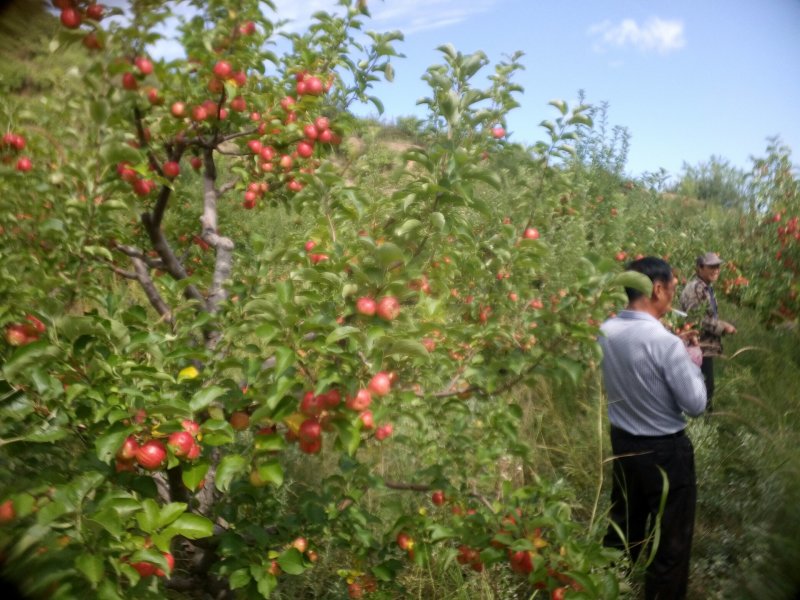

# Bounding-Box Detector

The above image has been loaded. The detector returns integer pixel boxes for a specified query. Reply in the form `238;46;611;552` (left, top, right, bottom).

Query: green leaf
182;461;209;491
254;433;287;453
379;338;430;361
325;326;361;345
430;212;445;231
100;142;142;166
375;243;405;268
2;341;61;381
166;513;213;539
272;346;295;378
190;386;226;412
95;425;134;463
395;219;421;237
612;271;653;297
136;499;160;533
428;524;456;542
83;245;114;261
277;548;305;575
548;99;568;115
216;454;247;492
253;461;283;487
89;100;109;124
255;323;280;343
229;568;251;590
75;553;104;587
158;502;187;529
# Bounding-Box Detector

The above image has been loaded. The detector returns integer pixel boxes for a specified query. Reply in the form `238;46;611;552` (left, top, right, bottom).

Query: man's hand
723;323;737;335
678;329;700;346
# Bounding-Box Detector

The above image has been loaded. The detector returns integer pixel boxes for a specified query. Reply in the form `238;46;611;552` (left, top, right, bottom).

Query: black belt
610;425;685;441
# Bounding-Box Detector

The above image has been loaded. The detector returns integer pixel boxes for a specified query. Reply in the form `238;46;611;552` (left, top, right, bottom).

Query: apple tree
1;1;626;598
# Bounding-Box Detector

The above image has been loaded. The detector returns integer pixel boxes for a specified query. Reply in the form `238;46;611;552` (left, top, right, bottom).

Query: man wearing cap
680;252;737;412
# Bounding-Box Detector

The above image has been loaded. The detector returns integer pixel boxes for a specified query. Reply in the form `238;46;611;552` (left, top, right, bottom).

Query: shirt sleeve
662;335;707;417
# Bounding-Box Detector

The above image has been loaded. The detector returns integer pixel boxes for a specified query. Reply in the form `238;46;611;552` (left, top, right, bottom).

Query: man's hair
624;256;673;302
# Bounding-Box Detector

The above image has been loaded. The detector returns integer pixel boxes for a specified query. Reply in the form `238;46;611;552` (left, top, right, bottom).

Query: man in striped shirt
600;256;707;600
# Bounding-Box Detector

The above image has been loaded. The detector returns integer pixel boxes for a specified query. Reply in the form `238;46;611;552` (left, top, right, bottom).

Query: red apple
229;411;250;430
212;60;232;79
154;552;175;577
304;240;317;253
299;438;321;454
431;490;445;506
279;154;293;170
190;156;202;171
239;21;256;35
136;440;167;470
186;443;201;460
304;76;323;95
247;139;262;155
303;124;319;140
146;88;161;105
162;161;180;178
168;431;195;457
375;423;393;441
376;296;400;321
298;418;321;443
359;410;374;429
396;532;413;550
318;129;333;143
230;95;246;112
346;389;371;411
171;102;186;118
356;296;376;316
315;116;330;131
134;57;153;76
308;251;327;263
131;561;156;577
297;141;314;158
368;372;391;396
191;105;208;121
116;436;139;461
15;157;32;172
508;550;533;574
0;499;16;524
321;389;341;409
60;7;81;29
491;126;505;139
348;582;363;599
86;4;105;21
121;72;138;90
522;227;539;240
5;324;30;346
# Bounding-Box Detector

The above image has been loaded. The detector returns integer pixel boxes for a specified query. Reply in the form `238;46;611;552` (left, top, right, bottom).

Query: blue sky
269;0;800;179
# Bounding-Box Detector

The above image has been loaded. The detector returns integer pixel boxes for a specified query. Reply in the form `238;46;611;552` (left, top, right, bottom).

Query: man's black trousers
701;356;715;411
604;427;697;600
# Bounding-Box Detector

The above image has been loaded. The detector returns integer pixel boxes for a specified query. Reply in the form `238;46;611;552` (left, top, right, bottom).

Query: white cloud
270;0;498;35
588;17;686;54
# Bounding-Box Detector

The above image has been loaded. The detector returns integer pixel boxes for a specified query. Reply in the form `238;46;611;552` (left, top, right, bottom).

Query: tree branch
132;257;174;325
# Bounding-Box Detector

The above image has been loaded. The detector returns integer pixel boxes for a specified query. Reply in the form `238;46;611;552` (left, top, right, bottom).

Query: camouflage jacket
679;276;732;357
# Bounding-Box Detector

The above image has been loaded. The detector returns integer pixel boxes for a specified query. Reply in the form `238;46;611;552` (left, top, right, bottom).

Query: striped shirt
599;310;707;436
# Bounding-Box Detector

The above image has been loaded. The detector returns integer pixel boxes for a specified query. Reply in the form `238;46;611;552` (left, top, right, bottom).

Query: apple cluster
1;131;32;172
4;314;46;347
115;419;202;473
284;371;396;455
355;295;401;321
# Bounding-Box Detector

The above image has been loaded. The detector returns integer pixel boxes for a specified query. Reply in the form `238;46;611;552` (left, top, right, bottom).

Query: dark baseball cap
696;252;723;266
